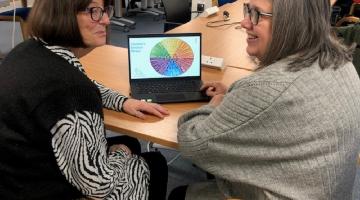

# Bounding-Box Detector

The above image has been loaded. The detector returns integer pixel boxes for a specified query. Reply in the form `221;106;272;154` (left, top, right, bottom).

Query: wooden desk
80;45;252;148
81;0;254;148
169;0;255;70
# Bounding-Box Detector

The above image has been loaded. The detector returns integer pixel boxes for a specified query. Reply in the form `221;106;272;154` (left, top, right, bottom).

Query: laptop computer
128;33;210;103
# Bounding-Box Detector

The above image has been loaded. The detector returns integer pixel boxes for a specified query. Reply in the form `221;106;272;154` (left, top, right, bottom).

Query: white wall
0;21;23;56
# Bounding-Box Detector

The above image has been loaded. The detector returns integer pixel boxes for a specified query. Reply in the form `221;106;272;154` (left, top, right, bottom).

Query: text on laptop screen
129;35;201;79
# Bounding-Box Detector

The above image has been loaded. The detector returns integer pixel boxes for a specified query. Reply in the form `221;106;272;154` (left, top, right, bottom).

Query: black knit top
0;39;149;200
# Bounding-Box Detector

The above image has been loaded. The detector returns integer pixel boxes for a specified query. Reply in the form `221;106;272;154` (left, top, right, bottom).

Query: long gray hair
260;0;353;71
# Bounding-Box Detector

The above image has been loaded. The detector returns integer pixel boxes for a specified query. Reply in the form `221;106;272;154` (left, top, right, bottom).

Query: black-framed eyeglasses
83;6;114;22
243;3;272;25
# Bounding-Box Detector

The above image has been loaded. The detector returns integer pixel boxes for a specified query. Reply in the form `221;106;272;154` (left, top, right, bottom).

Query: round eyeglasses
243;3;272;25
83;6;114;22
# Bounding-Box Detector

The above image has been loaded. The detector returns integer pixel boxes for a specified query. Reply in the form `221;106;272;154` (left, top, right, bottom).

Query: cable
12;0;16;48
206;11;241;28
167;153;181;165
191;10;202;17
206;19;241;27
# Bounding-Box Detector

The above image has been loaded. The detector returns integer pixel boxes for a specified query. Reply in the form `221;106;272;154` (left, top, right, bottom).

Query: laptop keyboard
133;80;201;94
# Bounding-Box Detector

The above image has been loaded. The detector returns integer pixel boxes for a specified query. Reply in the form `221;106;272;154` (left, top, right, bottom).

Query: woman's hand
123;99;170;119
201;82;228;97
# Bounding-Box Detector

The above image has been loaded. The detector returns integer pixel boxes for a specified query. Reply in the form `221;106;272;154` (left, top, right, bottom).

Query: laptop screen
128;33;201;80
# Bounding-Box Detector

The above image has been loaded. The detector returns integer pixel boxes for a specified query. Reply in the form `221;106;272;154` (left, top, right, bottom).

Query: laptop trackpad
155;94;185;102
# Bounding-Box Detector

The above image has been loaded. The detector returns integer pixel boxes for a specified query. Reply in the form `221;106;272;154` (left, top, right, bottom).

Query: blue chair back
0;7;30;20
218;0;236;6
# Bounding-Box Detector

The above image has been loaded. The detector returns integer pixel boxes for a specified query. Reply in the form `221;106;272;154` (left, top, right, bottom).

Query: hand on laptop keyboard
201;82;228;97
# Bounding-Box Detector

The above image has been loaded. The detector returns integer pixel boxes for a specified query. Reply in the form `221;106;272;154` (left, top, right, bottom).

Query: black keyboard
132;80;201;94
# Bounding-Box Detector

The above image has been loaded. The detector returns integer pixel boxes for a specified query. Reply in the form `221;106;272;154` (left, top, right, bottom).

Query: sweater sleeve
32;85;149;199
177;81;289;176
178;73;360;199
92;80;128;112
50;111;149;200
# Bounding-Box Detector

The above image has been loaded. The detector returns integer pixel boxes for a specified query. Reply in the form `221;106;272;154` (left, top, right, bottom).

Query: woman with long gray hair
169;0;360;199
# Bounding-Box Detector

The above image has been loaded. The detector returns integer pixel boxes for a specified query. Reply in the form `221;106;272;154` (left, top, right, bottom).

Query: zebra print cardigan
0;39;149;199
44;41;151;199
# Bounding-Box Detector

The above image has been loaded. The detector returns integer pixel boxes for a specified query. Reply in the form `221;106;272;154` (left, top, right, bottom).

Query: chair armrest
335;16;360;26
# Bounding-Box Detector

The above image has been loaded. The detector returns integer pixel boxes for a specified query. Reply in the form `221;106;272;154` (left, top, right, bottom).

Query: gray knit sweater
178;59;360;200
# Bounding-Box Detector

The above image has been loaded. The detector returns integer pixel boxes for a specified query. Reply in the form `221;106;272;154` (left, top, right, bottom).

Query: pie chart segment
150;38;194;76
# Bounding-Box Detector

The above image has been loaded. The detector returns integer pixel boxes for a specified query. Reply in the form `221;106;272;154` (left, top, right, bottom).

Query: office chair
110;0;136;32
146;142;181;165
350;2;360;17
139;0;165;16
218;0;236;6
331;6;342;26
162;0;191;32
126;0;163;20
336;15;360;26
335;23;360;75
334;0;354;18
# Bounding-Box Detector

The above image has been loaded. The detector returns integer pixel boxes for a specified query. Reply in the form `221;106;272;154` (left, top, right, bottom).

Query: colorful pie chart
150;38;194;76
